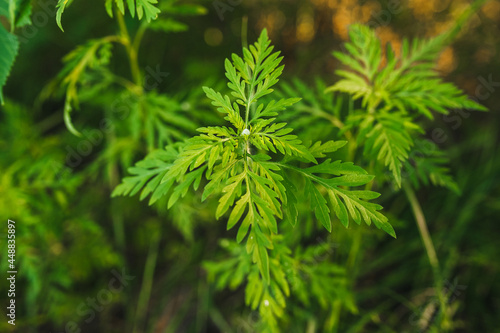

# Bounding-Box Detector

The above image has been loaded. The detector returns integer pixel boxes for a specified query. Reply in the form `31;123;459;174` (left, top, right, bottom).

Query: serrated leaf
309;140;347;158
0;25;18;104
135;0;160;22
112;148;178;203
282;178;298;227
328;23;487;117
56;0;71;31
276;161;394;237
105;0;125;17
228;192;249;230
306;179;332;232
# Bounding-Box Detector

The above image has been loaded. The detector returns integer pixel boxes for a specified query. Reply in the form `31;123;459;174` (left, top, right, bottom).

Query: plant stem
306;318;317;333
133;230;161;333
132;23;147;56
241;15;248;50
244;88;254;129
327;300;342;333
116;10;142;87
296;105;348;133
403;183;449;329
107;145;126;251
403;184;439;268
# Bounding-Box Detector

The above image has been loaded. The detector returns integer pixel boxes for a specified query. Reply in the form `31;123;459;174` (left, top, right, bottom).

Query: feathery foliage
2;1;494;331
0;0;32;104
114;29;393;328
281;23;487;189
57;0;161;30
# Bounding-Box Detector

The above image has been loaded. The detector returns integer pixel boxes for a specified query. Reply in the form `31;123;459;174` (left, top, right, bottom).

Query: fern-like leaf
328;24;486;117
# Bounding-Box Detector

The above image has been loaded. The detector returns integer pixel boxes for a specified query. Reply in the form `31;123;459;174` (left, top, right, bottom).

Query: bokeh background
1;0;499;332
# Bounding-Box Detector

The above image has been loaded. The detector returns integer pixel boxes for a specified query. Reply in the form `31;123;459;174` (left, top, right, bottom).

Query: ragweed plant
114;29;395;329
273;5;488;329
50;0;207;145
0;0;496;331
327;23;487;188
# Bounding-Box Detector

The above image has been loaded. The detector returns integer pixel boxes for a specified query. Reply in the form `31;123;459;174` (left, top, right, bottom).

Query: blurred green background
1;0;499;332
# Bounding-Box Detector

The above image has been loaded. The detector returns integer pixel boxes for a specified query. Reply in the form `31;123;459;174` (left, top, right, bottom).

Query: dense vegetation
1;0;499;332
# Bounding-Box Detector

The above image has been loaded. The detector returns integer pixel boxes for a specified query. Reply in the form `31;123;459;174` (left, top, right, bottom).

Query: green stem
306;318;317;333
244;89;254;129
116;10;142;87
241;16;248;50
403;184;439;268
346;229;362;270
327;300;342;333
133;230;161;333
296;105;348;133
403;183;449;329
107;142;126;251
132;23;147;56
108;72;142;94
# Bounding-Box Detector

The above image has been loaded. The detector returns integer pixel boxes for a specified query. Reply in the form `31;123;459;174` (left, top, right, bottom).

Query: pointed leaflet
309;140;347;158
0;0;32;30
105;0;125;17
112;148;178;205
306;179;332;232
202;86;245;130
404;140;460;194
281;177;298;227
135;0;160;22
362;113;417;187
56;0;70;31
328;24;486;117
251;123;316;163
278;160;395;237
0;25;18;104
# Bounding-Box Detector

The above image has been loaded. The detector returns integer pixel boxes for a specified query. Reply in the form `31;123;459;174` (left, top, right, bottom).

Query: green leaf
306;179;332;232
105;0;125;17
359;113;417;187
104;0;160;22
309;140;347;158
112;148;179;205
251;123;316;163
228;192;250;230
281;178;298;227
329;23;487;116
404;140;461;194
0;25;18;104
216;172;245;219
148;18;188;32
248;226;271;283
57;38;113;135
140;92;197;149
252;97;301;121
135;0;160;22
168;165;206;208
202;86;245;130
277;161;394;237
1;0;32;30
56;0;71;31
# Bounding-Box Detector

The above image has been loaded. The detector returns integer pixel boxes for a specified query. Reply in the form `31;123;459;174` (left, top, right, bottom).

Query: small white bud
242;128;251;136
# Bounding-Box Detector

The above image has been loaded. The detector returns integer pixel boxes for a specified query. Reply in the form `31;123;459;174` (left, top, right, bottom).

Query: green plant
114;28;399;330
269;6;488;330
0;0;495;332
0;0;31;104
115;9;489;330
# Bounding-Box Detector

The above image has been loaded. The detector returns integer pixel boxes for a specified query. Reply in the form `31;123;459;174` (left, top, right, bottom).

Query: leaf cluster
114;29;394;328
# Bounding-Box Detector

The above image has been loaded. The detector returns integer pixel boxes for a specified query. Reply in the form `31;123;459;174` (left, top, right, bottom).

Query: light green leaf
306;179;332;232
56;0;71;31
